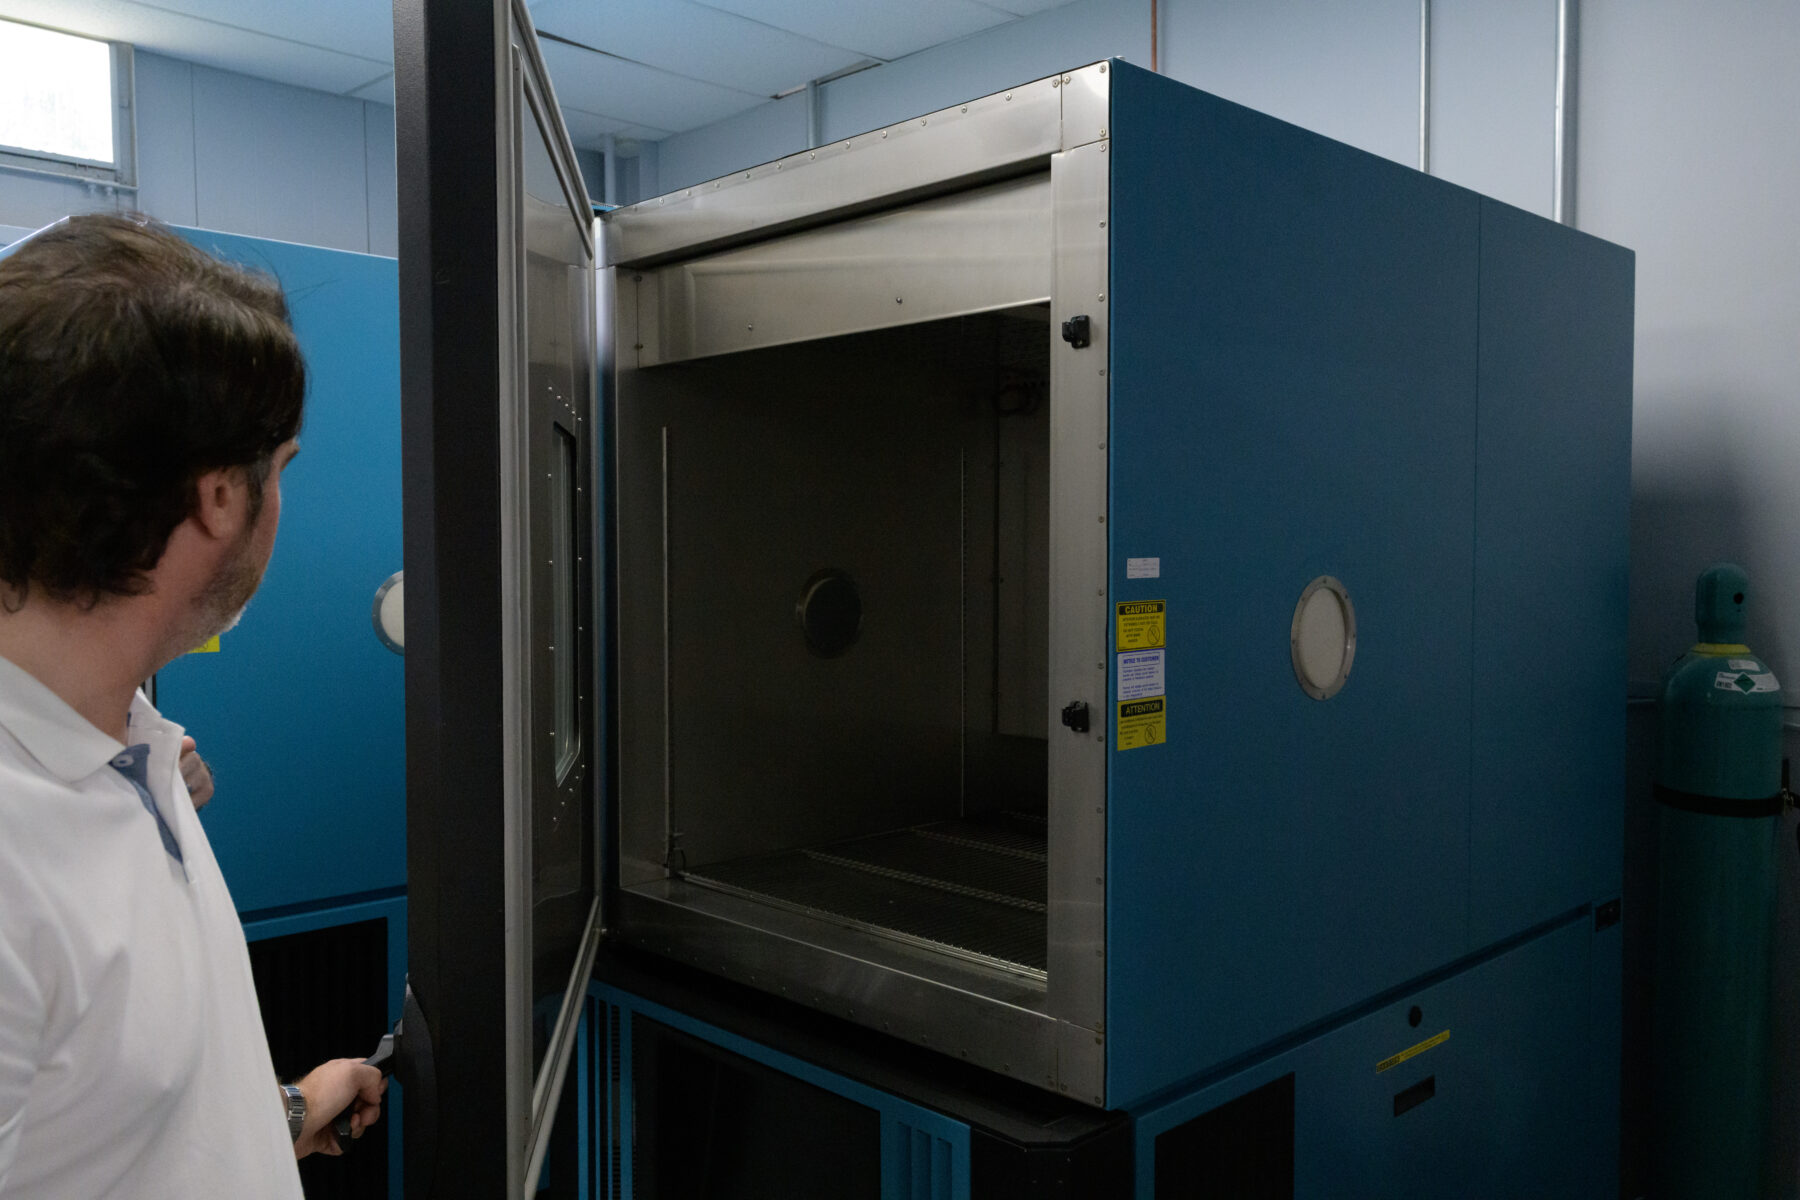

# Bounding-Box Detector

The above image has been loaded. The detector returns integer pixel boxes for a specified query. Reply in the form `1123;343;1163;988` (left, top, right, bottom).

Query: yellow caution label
1376;1029;1450;1074
1116;697;1166;750
188;635;221;655
1116;600;1166;650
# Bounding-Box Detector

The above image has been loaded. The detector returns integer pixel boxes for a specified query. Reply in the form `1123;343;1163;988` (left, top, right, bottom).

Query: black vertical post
394;1;510;1194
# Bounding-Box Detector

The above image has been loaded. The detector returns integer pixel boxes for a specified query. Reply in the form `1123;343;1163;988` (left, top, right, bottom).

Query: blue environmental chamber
573;59;1636;1197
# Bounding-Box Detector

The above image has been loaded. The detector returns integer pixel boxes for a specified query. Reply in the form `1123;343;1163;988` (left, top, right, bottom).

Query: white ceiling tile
692;0;1014;62
0;0;388;94
532;0;864;96
975;0;1080;15
125;0;391;63
538;38;763;133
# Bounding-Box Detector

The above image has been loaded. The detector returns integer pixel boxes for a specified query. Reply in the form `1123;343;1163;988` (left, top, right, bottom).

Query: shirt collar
0;653;181;784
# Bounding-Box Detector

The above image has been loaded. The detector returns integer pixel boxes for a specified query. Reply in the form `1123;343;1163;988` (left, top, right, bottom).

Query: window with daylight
0;19;123;172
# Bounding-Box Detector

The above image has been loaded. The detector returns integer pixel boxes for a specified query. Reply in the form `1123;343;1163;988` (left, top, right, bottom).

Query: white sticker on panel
1729;658;1760;671
1126;557;1161;579
1118;648;1166;701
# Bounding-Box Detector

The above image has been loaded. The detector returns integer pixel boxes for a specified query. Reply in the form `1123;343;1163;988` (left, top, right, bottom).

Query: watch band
281;1083;306;1144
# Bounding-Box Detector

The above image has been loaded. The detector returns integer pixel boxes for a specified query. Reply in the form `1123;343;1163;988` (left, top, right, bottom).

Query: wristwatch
281;1083;306;1144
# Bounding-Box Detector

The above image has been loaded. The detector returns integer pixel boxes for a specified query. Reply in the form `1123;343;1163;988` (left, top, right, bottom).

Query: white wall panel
0;171;121;228
135;51;198;224
1577;5;1800;1195
364;101;396;258
1160;0;1420;166
656;91;809;193
190;64;369;252
1429;0;1556;218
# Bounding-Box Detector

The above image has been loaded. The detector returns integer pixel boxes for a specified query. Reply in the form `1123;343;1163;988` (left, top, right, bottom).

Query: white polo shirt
0;653;301;1199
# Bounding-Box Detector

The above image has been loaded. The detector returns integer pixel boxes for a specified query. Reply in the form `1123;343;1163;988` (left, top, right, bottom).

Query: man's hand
293;1058;387;1158
179;736;214;810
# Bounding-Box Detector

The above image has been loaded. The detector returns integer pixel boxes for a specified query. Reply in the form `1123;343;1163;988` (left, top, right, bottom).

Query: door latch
1060;700;1091;733
1060;314;1092;348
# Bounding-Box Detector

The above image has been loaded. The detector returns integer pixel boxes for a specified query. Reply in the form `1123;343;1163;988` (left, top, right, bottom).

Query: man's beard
188;531;266;645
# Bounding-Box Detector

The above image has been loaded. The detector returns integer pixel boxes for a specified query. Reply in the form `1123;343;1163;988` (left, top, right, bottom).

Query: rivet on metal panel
1096;588;1103;595
920;118;927;126
1052;78;1061;88
1063;74;1072;84
775;163;782;170
1099;63;1107;73
961;106;968;113
1005;92;1012;100
1099;368;1107;376
1096;663;1103;670
744;171;751;178
1099;129;1107;138
1098;515;1105;523
684;189;690;196
658;197;664;205
633;273;642;282
713;182;720;189
1096;735;1104;742
881;130;888;139
895;297;903;304
843;142;851;149
1100;143;1109;153
809;152;816;160
1098;293;1106;301
1099;220;1106;228
746;324;753;331
1096;948;1104;956
1095;877;1103;885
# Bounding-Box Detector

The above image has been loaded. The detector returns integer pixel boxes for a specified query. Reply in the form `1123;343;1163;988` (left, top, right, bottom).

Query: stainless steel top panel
603;61;1111;269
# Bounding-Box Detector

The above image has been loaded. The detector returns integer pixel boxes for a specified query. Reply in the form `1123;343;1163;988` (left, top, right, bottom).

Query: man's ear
189;467;252;541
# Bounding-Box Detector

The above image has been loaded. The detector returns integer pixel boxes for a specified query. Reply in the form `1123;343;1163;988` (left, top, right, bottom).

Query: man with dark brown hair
0;214;384;1198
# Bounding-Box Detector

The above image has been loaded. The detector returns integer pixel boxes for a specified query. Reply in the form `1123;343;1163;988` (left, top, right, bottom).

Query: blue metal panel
1104;62;1481;1108
1468;199;1634;945
1133;914;1610;1198
586;983;972;1200
882;1115;963;1200
155;230;403;914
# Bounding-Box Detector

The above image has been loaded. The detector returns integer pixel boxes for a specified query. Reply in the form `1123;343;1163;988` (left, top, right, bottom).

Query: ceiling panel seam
343;70;393;98
682;0;890;62
535;30;769;98
128;0;389;68
561;104;674;141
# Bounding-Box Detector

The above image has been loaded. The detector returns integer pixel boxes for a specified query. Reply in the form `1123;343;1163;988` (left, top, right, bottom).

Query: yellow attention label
1376;1030;1450;1074
188;635;222;655
1116;697;1166;750
1116;600;1166;650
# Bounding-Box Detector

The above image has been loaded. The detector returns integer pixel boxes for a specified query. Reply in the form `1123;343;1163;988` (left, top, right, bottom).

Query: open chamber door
395;0;601;1194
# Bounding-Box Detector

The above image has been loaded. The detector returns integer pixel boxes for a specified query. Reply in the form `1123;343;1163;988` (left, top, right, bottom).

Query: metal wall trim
633;172;1053;367
1044;138;1111;1105
613;887;1065;1095
604;63;1111;269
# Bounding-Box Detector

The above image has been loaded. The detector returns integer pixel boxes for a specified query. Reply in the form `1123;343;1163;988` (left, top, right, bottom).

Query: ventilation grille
246;918;389;1199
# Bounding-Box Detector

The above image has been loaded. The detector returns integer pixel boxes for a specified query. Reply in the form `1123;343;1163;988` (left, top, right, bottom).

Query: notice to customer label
1117;649;1166;701
1116;600;1166;650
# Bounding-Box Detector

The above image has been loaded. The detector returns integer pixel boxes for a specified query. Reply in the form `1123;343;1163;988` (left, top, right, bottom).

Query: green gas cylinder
1653;563;1783;1198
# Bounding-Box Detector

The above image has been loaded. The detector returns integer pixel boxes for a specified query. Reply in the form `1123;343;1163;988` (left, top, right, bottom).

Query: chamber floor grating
683;811;1048;974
